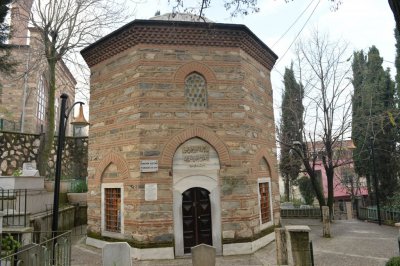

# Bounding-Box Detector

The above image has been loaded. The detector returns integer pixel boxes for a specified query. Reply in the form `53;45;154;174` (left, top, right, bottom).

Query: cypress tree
352;50;373;199
0;0;14;75
279;65;304;201
351;46;398;204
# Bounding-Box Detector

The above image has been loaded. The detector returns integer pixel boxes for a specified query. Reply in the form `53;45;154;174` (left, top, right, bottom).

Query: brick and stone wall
0;30;76;135
82;20;280;251
0;131;88;179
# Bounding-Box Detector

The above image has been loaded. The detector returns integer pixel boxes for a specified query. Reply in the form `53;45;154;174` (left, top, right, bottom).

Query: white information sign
140;160;158;172
145;183;157;201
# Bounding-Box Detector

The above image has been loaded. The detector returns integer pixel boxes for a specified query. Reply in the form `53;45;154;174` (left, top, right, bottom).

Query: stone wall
86;45;279;243
0;30;76;135
0;130;88;179
82;21;280;255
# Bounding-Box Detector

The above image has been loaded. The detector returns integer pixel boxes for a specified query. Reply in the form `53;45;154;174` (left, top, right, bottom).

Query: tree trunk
284;175;290;202
304;161;326;213
38;57;57;177
366;173;373;205
326;168;334;220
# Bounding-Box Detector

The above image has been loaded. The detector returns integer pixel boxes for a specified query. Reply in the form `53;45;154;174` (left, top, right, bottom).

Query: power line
274;0;321;68
272;0;315;48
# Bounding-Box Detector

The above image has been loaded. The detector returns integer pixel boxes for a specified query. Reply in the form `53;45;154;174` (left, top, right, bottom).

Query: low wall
30;205;87;238
0;131;88;179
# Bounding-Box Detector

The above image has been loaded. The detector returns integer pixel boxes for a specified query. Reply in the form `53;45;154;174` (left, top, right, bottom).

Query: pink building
310;140;368;211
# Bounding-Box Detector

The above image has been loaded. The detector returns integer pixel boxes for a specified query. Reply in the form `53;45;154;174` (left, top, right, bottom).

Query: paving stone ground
71;219;399;266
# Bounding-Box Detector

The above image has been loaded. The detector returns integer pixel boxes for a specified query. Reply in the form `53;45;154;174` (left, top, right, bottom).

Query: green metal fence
358;207;400;223
280;208;321;218
0;231;71;266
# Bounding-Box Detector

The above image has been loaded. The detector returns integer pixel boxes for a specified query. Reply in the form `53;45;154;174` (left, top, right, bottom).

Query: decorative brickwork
95;151;130;181
81;20;278;70
252;147;277;179
175;61;217;84
160;126;231;168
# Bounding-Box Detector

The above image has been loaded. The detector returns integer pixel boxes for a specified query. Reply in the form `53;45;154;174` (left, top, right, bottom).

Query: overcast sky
132;0;396;121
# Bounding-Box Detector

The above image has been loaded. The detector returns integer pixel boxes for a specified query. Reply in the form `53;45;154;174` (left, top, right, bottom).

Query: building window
259;181;271;224
104;187;121;233
36;75;47;125
185;73;207;109
54;98;59;133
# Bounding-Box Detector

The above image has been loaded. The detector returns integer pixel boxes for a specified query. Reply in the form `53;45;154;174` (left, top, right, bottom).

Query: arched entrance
172;138;222;256
182;187;212;253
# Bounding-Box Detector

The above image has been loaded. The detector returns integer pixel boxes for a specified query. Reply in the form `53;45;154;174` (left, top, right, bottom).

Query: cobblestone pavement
71;219;398;266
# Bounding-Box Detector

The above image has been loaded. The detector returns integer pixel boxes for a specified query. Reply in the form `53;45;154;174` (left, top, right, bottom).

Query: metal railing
358;207;400;223
281;208;321;218
0;231;72;266
0;189;28;227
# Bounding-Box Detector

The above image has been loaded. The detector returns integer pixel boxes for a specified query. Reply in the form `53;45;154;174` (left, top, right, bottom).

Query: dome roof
149;12;213;23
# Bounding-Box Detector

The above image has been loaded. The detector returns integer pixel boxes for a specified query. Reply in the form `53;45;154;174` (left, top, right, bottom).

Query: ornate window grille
185;73;207;109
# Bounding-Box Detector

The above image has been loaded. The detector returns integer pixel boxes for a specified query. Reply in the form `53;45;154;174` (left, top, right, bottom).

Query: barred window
105;188;121;233
259;182;271;224
185;73;207;109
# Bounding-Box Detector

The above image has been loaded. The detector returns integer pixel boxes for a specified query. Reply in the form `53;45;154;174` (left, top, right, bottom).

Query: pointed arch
160;126;231;167
174;61;217;84
252;148;278;180
95;151;130;180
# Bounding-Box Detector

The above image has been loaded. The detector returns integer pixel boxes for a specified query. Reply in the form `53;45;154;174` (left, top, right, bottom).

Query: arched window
36;75;47;130
185;73;207;109
54;98;59;133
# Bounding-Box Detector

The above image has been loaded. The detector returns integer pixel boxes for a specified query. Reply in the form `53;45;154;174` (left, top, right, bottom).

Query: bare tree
285;29;352;219
168;0;259;18
14;0;134;175
335;164;367;204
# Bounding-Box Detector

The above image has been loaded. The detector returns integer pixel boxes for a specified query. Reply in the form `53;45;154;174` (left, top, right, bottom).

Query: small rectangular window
105;188;121;232
259;182;271;224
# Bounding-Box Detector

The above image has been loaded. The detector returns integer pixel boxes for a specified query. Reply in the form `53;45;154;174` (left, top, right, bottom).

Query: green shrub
12;168;22;176
1;234;21;257
298;176;316;205
384;191;400;211
71;179;88;193
386;257;400;266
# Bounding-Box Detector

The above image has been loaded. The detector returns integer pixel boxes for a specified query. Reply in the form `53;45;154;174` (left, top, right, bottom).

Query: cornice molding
81;20;278;70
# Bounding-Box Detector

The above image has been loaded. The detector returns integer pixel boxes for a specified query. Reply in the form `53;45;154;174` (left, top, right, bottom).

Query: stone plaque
191;244;216;266
140;160;158;172
173;138;220;171
23;162;36;171
22;162;39;176
102;242;132;266
182;144;210;168
145;183;157;201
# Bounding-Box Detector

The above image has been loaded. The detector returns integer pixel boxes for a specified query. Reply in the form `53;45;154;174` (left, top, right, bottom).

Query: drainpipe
20;48;31;133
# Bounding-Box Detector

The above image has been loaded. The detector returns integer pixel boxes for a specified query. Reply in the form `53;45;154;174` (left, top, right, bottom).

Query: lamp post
52;94;88;260
369;136;381;226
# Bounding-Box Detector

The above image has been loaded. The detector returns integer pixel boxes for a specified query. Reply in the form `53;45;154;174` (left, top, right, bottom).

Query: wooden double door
182;187;212;253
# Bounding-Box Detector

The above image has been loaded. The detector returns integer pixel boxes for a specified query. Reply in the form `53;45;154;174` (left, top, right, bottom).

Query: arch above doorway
160;126;231;168
172;137;222;256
